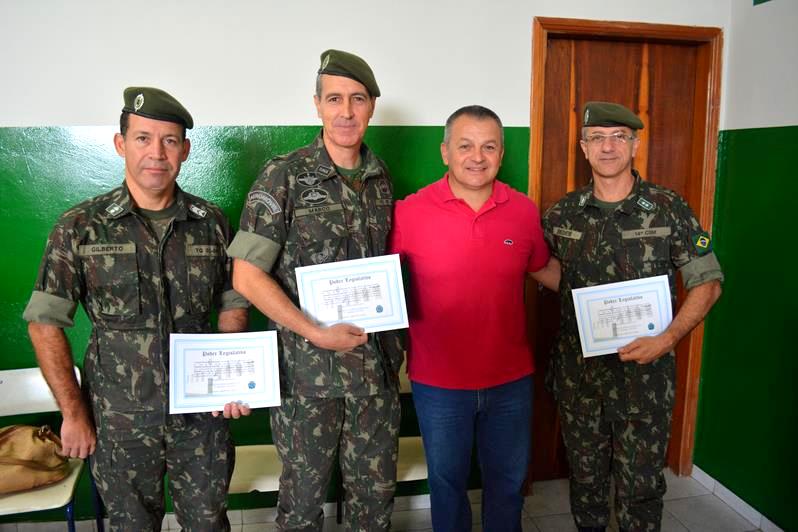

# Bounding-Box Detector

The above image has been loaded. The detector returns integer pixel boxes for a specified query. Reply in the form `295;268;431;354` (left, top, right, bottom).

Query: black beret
318;49;380;98
582;101;643;130
122;87;193;129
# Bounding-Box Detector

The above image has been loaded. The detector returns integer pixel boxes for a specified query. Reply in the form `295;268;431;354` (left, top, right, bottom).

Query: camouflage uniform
542;172;723;532
24;184;247;532
228;132;402;531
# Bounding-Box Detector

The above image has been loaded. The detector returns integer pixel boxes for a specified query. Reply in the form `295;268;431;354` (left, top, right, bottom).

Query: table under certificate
295;254;408;333
571;275;673;357
169;331;281;414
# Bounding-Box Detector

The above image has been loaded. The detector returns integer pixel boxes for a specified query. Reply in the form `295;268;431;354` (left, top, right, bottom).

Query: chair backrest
0;367;80;417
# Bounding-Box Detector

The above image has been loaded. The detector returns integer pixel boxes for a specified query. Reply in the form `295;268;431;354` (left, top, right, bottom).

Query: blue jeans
412;375;533;532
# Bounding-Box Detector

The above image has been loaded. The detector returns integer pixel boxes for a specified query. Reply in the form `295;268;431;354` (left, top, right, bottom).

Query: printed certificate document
295;254;409;333
571;275;673;357
169;331;280;414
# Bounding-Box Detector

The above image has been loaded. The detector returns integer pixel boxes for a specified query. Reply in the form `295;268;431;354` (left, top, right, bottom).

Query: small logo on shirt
503;239;514;246
188;204;207;218
300;187;330;205
296;172;319;187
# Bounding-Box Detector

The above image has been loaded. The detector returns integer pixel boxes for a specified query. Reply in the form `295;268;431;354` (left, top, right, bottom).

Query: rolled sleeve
23;291;78;328
227;230;283;274
679;252;724;290
220;288;250;311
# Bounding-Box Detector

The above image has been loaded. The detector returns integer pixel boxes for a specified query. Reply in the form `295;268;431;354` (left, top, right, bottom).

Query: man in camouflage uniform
228;50;401;530
24;87;250;531
541;102;723;532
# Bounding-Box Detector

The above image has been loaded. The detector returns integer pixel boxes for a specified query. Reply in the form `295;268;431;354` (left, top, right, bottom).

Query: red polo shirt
389;176;550;389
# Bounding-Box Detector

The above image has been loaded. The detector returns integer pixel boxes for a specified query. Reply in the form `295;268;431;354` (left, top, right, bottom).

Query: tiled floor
0;470;767;531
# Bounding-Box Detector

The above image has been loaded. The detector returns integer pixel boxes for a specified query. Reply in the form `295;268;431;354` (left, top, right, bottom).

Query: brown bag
0;425;71;494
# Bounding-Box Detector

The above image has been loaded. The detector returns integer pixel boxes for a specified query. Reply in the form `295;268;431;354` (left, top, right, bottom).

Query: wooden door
526;18;723;482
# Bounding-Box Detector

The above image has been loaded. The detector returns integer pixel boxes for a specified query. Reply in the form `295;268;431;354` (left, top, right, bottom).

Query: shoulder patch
248;191;282;215
636;197;655;212
692;231;712;255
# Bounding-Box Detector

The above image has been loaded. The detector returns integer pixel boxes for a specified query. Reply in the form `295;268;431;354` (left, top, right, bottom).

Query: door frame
528;17;723;475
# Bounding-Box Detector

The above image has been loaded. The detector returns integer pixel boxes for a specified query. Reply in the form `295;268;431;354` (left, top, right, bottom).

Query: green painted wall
7;123;793;528
696;125;797;531
0;124;529;521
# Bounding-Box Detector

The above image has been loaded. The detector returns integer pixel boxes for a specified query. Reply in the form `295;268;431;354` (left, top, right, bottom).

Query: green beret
318;49;380;98
582;101;643;130
122;87;194;129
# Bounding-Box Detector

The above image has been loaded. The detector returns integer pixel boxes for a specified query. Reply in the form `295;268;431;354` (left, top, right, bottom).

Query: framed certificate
295;254;409;333
169;331;281;414
571;275;673;357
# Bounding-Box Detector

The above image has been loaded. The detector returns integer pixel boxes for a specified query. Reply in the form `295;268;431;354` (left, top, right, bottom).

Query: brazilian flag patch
692;231;712;255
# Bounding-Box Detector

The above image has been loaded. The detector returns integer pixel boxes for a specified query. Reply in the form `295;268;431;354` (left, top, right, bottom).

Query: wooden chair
0;367;104;532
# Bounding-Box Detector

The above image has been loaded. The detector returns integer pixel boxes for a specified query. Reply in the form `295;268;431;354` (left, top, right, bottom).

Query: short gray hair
315;73;323;98
443;105;504;145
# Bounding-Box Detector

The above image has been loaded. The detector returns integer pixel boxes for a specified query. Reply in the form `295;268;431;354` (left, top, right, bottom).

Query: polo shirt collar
435;173;510;206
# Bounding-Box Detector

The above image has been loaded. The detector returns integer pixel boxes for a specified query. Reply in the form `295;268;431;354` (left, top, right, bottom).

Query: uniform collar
580;170;654;215
311;131;383;183
103;183;201;221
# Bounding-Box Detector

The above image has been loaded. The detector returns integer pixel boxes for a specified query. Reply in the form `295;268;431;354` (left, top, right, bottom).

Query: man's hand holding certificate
571;275;673;358
295;254;409;333
169;331;281;414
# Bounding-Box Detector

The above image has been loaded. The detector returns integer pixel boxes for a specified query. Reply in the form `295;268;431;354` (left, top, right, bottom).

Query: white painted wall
724;0;798;130
1;0;732;127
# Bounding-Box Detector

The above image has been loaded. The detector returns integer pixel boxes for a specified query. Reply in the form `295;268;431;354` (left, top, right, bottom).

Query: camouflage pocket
623;352;675;415
186;245;224;314
295;212;349;265
79;247;140;317
619;235;670;277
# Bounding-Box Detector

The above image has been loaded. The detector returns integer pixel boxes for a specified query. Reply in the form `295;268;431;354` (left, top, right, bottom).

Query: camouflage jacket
24;184;245;433
229;132;402;398
542;172;723;417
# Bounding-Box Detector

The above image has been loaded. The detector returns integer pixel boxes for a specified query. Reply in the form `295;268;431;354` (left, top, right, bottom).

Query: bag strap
0;425;63;445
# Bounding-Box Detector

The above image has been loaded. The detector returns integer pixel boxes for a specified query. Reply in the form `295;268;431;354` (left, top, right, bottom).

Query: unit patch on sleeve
248;191;282;215
692;231;712;255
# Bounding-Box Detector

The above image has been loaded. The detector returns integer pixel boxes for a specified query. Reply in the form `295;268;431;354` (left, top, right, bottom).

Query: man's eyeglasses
583;133;636;145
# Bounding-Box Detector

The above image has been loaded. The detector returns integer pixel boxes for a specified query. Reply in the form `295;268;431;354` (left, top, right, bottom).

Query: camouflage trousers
558;403;672;532
270;388;401;531
91;413;234;532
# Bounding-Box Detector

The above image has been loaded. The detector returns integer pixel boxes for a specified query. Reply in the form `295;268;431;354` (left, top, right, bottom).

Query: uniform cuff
680;252;724;290
23;291;78;328
227;231;281;273
220;289;250;311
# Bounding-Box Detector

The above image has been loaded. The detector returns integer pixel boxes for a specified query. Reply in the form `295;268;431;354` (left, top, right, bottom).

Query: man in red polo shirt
389;105;558;531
